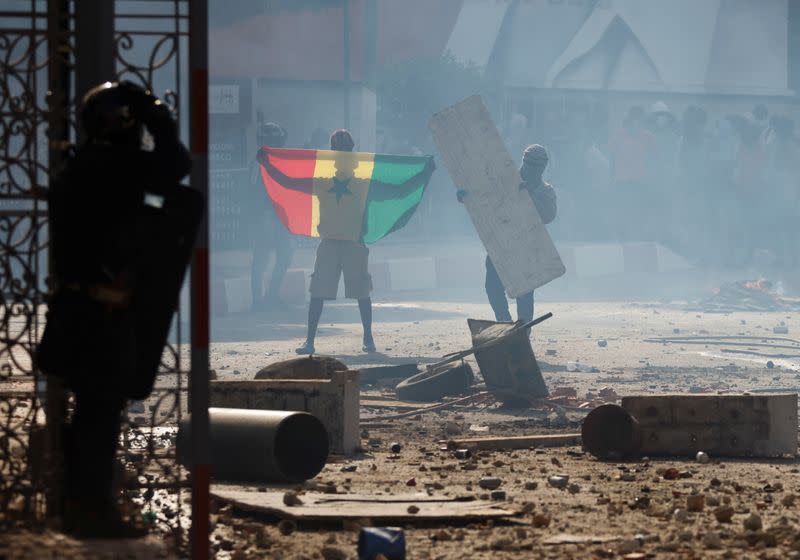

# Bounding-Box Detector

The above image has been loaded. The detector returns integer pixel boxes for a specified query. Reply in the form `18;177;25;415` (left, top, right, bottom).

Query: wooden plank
449;433;581;451
211;490;515;521
543;534;621;546
429;96;565;297
622;393;797;457
360;399;426;411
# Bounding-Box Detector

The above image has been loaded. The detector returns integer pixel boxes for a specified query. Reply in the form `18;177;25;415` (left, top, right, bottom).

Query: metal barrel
581;404;641;459
178;408;329;482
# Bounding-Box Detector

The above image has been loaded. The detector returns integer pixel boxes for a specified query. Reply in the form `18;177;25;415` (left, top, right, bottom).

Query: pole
44;0;71;523
74;0;114;100
189;0;210;557
343;0;350;129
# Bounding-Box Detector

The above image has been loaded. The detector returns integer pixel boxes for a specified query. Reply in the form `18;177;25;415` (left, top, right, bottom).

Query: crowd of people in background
250;99;800;271
535;101;800;268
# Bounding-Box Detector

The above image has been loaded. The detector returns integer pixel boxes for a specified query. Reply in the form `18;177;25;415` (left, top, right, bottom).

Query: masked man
459;144;557;323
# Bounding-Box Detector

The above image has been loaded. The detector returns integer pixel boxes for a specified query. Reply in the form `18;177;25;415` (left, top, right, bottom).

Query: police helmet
80;81;163;145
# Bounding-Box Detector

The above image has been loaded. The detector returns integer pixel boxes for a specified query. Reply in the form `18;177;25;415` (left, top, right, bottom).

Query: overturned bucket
178;408;328;482
581;404;641;459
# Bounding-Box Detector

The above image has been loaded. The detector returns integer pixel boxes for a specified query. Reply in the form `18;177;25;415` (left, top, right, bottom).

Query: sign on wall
210;79;252;250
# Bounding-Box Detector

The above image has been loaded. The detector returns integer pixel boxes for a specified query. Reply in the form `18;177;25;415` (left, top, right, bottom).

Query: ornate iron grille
0;1;199;552
114;0;192;548
0;1;59;525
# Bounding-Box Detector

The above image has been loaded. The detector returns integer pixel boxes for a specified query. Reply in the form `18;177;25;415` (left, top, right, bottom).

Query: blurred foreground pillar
189;0;211;558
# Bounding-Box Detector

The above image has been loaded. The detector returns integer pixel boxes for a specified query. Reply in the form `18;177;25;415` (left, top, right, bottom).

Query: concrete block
622;393;797;458
210;370;360;455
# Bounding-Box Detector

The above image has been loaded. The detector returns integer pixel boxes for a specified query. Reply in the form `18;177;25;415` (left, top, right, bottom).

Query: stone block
210;370;359;455
622;393;797;458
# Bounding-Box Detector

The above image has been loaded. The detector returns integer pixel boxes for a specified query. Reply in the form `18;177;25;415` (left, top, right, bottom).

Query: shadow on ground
207;302;469;343
327;353;442;366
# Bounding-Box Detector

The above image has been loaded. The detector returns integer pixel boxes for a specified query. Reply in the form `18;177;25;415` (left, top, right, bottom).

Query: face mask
520;163;544;182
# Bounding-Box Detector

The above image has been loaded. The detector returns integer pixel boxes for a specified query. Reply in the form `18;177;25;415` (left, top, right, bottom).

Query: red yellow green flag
258;147;434;243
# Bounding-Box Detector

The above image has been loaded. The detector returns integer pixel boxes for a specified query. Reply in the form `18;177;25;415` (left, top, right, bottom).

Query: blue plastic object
358;527;406;560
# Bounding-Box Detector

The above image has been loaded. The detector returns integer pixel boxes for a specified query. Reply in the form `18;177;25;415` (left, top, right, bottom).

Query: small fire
742;279;773;292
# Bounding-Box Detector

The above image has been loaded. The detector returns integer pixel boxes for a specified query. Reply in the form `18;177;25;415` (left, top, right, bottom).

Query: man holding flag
257;129;434;354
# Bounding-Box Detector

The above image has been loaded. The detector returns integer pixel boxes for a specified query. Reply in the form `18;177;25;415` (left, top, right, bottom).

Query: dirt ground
196;300;800;559
5;300;800;558
209;300;800;392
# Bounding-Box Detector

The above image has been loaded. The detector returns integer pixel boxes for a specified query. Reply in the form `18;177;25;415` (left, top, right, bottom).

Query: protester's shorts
309;239;372;300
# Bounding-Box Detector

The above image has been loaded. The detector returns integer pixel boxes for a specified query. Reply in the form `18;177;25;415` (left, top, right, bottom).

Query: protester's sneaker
295;341;315;355
362;337;376;353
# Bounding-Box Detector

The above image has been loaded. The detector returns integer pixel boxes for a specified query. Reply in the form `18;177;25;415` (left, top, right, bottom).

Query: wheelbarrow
395;313;552;404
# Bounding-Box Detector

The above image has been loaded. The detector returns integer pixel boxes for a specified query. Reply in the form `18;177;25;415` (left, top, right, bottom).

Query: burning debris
696;279;800;312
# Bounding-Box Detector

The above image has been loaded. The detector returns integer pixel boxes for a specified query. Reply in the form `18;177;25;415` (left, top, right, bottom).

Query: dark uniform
38;81;194;538
483;144;557;323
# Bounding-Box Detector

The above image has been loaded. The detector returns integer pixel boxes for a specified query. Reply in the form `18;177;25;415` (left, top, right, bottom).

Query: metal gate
0;1;209;555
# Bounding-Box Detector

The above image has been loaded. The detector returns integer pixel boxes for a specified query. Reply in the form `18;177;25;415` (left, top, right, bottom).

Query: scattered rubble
686;494;705;512
743;513;763;532
478;477;502;490
714;505;735;523
548;475;569;489
14;302;800;558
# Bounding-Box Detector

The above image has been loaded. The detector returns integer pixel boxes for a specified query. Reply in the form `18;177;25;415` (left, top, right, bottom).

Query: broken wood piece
542;534;622;545
210;489;515;521
360;391;492;423
448;433;581;451
360;399;429;411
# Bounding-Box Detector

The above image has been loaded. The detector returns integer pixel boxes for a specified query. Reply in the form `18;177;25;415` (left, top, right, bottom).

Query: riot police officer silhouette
39;81;201;538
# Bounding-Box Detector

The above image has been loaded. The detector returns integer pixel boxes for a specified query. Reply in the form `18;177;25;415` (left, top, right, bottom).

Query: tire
395;362;474;402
